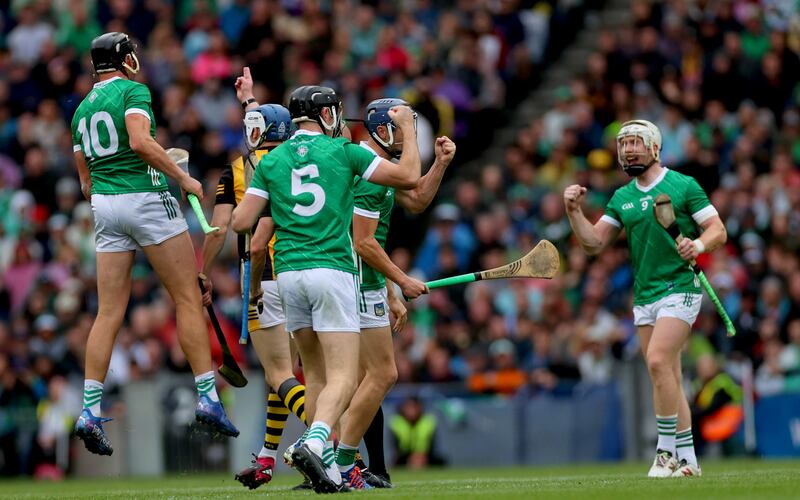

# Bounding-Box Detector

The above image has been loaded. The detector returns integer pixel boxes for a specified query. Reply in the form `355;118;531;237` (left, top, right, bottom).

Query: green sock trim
323;447;335;467
335;447;357;467
196;378;215;394
306;428;330;444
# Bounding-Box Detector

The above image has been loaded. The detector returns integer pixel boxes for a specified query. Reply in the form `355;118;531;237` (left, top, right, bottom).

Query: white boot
671;459;702;477
648;449;678;478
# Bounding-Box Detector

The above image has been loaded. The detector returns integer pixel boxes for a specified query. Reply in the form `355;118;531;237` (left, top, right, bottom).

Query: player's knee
330;370;359;396
372;362;398;393
170;282;203;308
646;352;672;379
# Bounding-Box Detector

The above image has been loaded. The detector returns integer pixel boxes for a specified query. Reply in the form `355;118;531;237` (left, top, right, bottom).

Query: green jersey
71;76;166;194
248;130;381;275
353;142;395;291
602;168;717;305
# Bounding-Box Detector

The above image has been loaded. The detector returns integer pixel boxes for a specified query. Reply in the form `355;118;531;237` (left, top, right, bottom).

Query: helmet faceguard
243;104;292;150
287;86;344;138
364;98;416;159
616;119;662;177
90;32;140;77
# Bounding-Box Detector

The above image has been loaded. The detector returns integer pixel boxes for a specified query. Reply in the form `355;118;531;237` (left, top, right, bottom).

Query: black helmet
287;86;343;137
90;32;140;75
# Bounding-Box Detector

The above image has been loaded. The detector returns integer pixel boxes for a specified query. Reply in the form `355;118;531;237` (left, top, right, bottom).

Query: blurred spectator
7;6;54;66
691;354;743;456
389;396;445;469
467;338;527;395
56;1;102;55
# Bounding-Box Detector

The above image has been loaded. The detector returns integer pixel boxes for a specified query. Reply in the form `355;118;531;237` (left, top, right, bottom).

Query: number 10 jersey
71;76;166;194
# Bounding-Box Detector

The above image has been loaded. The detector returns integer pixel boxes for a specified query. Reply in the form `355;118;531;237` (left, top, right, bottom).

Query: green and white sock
676;427;697;466
323;440;343;484
656;414;678;456
335;442;358;473
195;371;219;402
304;421;331;457
82;379;104;416
323;440;337;468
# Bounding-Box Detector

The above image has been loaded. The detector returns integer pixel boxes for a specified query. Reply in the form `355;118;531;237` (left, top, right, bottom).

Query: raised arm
125;114;203;199
364;106;421;189
395;136;456;214
563;184;621;256
235;66;260;113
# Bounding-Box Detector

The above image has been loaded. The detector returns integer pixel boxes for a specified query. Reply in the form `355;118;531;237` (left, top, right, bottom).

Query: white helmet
616;119;661;176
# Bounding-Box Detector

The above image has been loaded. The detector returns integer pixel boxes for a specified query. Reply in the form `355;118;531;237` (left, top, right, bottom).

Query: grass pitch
1;459;798;499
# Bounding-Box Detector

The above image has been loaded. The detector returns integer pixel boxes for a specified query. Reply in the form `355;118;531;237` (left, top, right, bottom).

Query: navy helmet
365;98;416;159
90;32;140;75
287;85;343;137
243;104;292;149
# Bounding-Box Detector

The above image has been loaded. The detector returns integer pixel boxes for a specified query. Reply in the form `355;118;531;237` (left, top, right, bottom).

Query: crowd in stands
396;0;800;401
1;0;799;476
0;0;589;475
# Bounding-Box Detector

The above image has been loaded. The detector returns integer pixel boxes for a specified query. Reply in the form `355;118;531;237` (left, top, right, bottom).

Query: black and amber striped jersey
216;148;277;281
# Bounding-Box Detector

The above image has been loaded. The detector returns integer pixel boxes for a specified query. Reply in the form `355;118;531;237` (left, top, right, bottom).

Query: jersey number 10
76;111;119;159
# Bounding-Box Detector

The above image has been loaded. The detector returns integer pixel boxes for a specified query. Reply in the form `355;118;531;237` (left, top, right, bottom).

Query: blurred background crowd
1;0;799;477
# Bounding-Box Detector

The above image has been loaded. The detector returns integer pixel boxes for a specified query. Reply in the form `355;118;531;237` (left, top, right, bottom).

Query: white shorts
359;288;391;329
633;293;703;327
92;192;187;252
277;269;360;333
248;280;285;332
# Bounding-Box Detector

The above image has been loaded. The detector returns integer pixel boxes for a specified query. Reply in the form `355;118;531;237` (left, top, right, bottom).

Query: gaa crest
297;145;308;157
374;302;386;317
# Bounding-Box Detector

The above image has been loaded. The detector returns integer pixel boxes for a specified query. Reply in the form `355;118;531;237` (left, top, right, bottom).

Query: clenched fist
434;136;456;167
563;184;587;213
388;105;415;129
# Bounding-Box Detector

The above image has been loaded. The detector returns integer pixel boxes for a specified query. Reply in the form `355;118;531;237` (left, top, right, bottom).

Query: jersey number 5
76;111;119;159
291;165;326;217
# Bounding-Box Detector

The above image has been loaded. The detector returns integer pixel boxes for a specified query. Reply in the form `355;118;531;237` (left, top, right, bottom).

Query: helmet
616;119;661;177
243;104;292;149
90;32;140;75
287;85;343;137
365;98;416;159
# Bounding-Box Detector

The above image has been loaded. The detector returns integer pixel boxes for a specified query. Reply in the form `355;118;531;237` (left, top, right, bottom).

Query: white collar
636;167;669;192
291;129;322;138
359;141;379;155
93;76;122;88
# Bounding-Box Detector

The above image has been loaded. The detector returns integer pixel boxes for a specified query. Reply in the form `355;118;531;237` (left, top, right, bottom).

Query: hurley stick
653;193;736;337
